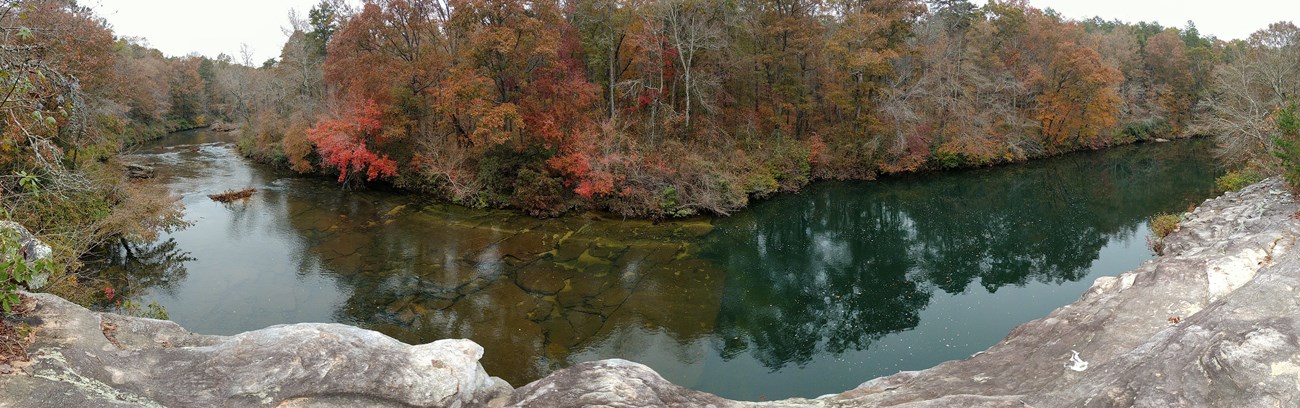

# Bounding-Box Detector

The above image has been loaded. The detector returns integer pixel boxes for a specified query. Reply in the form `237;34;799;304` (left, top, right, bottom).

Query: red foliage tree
306;99;399;183
521;22;606;197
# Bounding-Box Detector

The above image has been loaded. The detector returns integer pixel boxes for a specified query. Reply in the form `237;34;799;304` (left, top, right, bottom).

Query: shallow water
99;131;1220;400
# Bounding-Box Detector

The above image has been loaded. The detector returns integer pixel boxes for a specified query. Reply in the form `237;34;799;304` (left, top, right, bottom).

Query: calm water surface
99;131;1220;400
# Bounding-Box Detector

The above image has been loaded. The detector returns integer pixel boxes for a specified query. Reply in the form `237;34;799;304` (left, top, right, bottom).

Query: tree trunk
608;1;617;121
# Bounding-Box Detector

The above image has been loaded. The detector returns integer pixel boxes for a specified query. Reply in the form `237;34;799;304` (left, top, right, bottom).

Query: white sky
89;0;321;64
1029;0;1300;41
88;0;1296;64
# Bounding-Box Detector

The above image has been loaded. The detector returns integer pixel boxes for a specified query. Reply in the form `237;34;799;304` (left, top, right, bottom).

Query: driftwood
208;188;257;203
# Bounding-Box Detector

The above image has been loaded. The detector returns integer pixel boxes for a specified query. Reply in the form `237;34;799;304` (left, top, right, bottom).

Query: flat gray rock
509;359;736;407
1;294;511;407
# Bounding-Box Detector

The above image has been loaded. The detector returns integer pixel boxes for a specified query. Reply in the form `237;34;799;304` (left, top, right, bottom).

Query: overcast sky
1030;0;1298;41
89;0;1298;64
90;0;321;64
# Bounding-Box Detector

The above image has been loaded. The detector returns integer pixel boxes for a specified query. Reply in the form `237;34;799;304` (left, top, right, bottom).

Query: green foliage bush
658;186;681;215
932;150;966;169
1215;169;1264;194
475;144;572;214
744;172;780;198
1150;213;1180;238
0;229;54;315
1117;119;1172;143
1146;212;1182;255
1272;102;1300;192
510;167;570;218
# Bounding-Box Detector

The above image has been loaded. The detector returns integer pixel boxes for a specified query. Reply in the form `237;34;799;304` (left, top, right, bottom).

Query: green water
99;131;1220;400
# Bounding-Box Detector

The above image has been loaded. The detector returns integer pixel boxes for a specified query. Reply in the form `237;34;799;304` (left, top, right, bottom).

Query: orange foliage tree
1143;30;1195;125
306;99;399;183
820;0;925;171
1032;42;1122;150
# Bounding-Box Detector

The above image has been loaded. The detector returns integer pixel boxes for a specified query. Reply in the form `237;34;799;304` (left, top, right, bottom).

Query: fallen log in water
208;188;257;203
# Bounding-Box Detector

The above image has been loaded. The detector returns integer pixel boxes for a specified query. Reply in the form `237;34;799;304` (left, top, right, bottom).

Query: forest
231;0;1299;217
1;0;1299;274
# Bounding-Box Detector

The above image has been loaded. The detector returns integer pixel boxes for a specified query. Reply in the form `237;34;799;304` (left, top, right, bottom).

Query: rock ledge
1;294;511;407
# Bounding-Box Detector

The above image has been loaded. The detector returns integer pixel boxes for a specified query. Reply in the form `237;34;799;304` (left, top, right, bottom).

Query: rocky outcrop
1;293;512;407
509;360;738;407
2;178;1297;407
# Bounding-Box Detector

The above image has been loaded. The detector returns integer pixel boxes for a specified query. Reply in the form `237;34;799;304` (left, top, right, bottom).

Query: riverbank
240;126;1198;220
1;176;1292;406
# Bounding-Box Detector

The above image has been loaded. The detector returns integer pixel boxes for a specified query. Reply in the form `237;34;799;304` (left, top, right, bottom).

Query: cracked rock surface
2;178;1298;407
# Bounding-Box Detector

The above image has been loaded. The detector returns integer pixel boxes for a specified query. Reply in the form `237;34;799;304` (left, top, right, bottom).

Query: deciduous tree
306;99;399;184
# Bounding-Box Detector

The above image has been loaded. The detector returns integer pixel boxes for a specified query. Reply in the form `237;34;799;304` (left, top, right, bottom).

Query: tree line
6;0;1300;226
234;0;1295;217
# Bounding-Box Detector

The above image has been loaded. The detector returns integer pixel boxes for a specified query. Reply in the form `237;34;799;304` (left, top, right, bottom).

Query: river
97;130;1220;400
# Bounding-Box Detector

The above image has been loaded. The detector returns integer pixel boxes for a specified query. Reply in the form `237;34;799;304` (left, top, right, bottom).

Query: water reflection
100;131;1219;401
92;238;194;298
308;207;724;384
696;140;1218;397
707;197;931;368
108;131;729;385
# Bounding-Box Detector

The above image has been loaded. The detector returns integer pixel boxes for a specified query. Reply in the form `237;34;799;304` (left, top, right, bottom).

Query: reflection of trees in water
702;139;1218;370
92;238;194;298
710;196;931;367
906;166;1112;294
